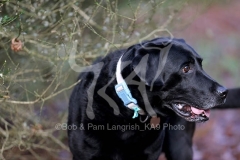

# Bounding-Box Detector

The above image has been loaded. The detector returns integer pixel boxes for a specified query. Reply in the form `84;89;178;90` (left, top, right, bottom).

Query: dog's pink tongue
191;107;210;118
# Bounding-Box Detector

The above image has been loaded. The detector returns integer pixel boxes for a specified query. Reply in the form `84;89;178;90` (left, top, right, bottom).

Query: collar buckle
115;81;137;106
115;81;144;118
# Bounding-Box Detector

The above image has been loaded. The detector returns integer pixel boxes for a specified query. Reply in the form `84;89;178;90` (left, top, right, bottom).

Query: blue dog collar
115;55;145;118
115;81;141;118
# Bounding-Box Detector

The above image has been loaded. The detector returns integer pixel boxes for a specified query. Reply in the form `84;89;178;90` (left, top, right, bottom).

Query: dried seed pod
11;38;23;52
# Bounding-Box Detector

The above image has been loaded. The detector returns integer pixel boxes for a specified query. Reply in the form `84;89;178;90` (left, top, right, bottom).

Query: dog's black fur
68;37;230;160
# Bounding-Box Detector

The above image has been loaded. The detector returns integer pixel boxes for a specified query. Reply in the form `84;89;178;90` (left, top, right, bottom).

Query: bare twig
0;80;81;104
72;4;99;28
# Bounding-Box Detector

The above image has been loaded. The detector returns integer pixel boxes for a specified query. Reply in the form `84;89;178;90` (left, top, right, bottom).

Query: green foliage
1;14;18;26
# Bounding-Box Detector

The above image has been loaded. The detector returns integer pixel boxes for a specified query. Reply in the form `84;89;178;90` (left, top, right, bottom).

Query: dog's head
122;37;228;122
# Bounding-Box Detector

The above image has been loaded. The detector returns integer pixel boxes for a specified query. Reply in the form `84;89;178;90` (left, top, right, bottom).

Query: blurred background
0;0;239;160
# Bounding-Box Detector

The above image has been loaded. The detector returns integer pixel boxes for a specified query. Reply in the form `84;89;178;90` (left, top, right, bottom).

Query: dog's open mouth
172;103;210;122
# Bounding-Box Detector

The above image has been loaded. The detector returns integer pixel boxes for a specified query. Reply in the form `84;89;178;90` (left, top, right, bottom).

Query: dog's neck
114;55;162;127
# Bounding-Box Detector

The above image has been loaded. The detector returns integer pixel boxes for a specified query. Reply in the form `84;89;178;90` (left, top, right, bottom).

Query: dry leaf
11;38;23;52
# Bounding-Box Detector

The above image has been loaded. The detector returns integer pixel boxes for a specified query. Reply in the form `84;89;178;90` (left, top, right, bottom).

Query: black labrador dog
68;37;228;160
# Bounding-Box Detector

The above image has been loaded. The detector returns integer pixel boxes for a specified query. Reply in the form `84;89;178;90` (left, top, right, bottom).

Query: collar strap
115;55;145;119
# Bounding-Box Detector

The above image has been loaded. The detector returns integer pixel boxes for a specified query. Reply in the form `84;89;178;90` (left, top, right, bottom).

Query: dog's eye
183;65;191;73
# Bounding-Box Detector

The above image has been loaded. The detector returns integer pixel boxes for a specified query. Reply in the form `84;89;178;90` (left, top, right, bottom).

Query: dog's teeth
177;104;183;109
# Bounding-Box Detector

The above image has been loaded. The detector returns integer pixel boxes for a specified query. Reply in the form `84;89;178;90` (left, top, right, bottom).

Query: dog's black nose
216;86;228;98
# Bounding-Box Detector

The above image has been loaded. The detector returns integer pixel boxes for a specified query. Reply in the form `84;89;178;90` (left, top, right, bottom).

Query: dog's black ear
125;38;173;88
